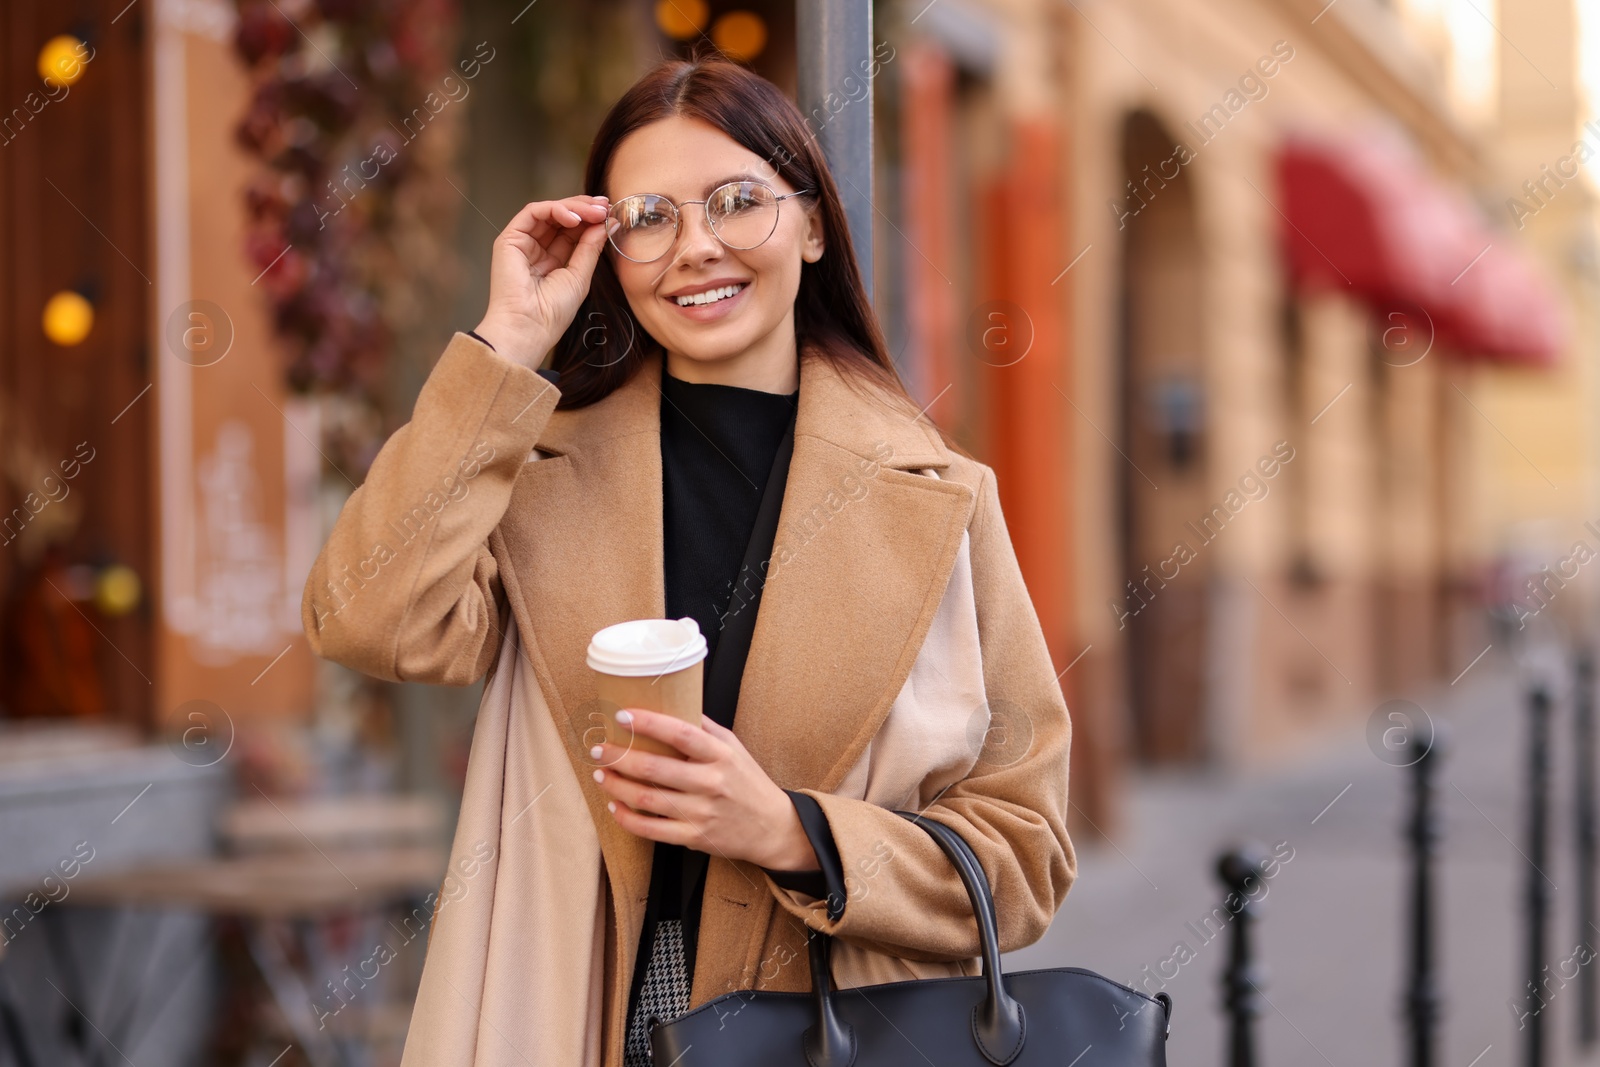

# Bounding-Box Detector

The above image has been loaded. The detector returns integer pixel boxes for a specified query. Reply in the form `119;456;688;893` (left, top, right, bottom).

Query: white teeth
674;283;745;307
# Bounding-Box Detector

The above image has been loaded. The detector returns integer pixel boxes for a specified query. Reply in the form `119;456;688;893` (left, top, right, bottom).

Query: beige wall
151;1;316;724
1062;0;1501;765
1466;0;1600;638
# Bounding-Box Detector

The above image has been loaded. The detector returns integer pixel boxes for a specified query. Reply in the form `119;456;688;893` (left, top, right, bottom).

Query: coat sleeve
771;465;1077;961
301;331;561;686
761;790;847;919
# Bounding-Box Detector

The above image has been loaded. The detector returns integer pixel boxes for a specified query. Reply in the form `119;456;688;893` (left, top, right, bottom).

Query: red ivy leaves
230;0;457;401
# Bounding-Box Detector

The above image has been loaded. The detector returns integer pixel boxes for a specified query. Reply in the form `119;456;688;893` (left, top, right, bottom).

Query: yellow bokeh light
42;290;93;346
655;0;708;40
37;35;89;87
711;11;767;61
94;564;142;617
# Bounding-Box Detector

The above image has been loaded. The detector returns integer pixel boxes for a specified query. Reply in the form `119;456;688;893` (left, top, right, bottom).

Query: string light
655;0;707;40
94;565;142;617
37;35;90;87
42;290;93;346
712;11;767;61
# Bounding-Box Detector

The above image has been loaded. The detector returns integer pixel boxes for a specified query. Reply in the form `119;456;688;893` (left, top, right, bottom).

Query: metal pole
1406;722;1447;1067
1578;651;1597;1048
796;0;874;305
1218;846;1268;1067
1524;684;1553;1067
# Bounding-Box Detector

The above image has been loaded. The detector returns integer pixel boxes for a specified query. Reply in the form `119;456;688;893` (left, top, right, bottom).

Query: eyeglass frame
603;179;816;263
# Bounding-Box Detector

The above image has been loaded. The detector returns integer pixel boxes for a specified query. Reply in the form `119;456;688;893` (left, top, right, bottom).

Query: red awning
1277;128;1566;366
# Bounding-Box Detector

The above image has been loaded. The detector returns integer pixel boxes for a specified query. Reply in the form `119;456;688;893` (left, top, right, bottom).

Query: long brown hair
549;47;946;444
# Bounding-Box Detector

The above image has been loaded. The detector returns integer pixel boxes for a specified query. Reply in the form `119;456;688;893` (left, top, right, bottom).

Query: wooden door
0;0;153;723
1117;110;1209;764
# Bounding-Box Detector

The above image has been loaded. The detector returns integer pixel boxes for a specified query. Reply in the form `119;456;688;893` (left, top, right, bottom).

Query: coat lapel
493;341;977;976
493;356;666;933
730;343;976;793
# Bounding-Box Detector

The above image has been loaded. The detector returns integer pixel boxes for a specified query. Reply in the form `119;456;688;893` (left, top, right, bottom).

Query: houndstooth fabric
624;918;692;1066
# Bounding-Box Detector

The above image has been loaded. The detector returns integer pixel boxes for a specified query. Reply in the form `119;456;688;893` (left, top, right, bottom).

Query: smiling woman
527;50;924;412
303;43;1077;1067
597;115;824;394
544;111;832;396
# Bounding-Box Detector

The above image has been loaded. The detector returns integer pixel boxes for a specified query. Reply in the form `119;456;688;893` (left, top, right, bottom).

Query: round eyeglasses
605;180;815;263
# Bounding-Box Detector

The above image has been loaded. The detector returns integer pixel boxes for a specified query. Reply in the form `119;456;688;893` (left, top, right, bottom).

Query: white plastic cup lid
586;617;707;677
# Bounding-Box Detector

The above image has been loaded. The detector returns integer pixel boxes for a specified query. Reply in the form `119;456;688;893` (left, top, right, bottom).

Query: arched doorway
1115;110;1209;765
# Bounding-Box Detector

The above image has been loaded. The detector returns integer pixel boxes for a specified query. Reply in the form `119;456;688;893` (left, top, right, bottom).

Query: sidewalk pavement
1005;654;1600;1067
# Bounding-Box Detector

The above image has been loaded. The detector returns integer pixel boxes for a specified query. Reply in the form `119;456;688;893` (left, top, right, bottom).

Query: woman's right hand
472;194;615;370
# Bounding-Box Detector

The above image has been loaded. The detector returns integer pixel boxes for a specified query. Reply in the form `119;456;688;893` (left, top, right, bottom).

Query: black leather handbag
648;809;1173;1065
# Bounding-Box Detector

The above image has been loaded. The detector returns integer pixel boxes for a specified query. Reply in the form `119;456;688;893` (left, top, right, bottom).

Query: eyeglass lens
607;182;782;262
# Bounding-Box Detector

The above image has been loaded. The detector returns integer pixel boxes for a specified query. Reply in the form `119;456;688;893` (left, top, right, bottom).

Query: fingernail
590;745;603;760
616;709;632;724
607;801;617;813
593;769;605;782
605;218;621;235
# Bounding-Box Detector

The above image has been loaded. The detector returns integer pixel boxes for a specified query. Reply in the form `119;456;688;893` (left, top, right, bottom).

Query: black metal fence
1213;652;1599;1067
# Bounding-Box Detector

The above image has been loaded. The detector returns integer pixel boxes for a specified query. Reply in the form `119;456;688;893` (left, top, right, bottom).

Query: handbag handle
801;811;1026;1067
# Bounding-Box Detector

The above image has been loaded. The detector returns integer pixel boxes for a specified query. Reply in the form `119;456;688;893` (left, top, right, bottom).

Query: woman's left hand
589;709;820;872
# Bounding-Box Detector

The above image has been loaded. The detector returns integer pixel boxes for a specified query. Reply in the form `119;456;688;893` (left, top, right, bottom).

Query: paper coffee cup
587;617;707;758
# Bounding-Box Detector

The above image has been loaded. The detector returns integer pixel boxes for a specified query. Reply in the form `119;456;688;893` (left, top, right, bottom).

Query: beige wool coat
301;330;1077;1066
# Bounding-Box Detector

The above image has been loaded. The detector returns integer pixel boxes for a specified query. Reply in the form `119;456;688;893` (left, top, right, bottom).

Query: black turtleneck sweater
660;368;795;666
624;366;848;1033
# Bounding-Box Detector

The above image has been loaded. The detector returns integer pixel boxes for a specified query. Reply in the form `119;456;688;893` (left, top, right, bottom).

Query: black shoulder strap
700;404;796;729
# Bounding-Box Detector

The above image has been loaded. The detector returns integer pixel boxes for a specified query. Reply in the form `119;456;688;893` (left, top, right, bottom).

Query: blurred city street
1013;649;1600;1067
8;0;1600;1062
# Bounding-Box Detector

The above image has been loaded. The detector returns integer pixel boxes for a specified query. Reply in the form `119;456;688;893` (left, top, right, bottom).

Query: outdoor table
53;843;448;1067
